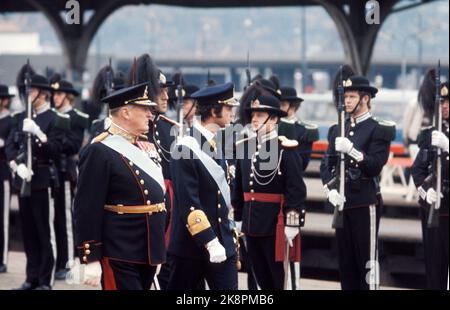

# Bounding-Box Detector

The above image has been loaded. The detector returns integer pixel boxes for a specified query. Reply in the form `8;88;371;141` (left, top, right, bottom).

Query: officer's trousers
246;235;284;290
167;255;238;290
420;206;449;290
100;258;157;290
54;179;75;271
335;205;381;290
18;188;56;286
0;180;11;267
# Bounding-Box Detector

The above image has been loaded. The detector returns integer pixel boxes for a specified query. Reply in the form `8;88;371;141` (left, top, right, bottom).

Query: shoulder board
92;132;110;143
11;110;24;117
373;117;396;127
298;120;320;142
73;109;90;129
74;108;89;119
159;115;181;128
298;120;318;130
54;111;71;130
373;118;396;142
278;135;299;149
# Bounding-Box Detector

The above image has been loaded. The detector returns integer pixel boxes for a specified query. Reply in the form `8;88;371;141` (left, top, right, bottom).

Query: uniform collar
108;122;139;144
34;102;51;115
0;110;10;119
281;116;298;124
351;111;372;125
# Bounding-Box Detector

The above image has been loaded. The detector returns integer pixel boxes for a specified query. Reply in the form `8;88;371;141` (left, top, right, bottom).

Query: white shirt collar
194;122;215;142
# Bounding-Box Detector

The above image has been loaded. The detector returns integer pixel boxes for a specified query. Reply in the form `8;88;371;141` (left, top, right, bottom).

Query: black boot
13;282;38;290
0;264;7;273
54;268;69;280
34;285;52;290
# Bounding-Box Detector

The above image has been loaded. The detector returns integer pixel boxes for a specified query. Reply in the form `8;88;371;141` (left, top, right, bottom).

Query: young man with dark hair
167;82;239;290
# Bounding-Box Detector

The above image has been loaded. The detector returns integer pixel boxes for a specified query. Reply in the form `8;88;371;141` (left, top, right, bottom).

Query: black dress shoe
54;268;68;280
0;264;7;273
34;285;52;290
13;282;38;290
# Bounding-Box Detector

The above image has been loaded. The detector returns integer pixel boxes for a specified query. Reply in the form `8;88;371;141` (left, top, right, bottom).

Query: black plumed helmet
132;53;161;101
91;65;114;104
418;68;437;119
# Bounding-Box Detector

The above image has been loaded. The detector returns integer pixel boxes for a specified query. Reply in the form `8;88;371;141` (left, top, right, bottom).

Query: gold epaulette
187;209;211;236
278;135;299;148
92;132;110;143
159;115;181;128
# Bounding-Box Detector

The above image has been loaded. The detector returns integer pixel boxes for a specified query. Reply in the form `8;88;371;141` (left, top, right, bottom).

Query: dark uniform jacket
232;133;306;236
320;114;396;208
0;113;14;181
5;108;68;190
88;117;109;143
58;108;89;182
279;118;319;171
147;114;179;181
168;126;235;260
73;131;167;265
411;122;449;215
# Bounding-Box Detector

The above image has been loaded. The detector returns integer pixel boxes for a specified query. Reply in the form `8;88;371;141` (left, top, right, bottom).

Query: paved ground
0;251;410;290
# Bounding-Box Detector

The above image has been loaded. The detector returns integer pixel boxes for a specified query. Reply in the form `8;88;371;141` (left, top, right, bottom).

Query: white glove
425;188;443;205
432;131;449;152
23;118;47;143
285;226;299;247
335;137;353;154
327;189;346;208
206;237;227;264
83;261;102;287
235;221;242;233
0;138;4;148
16;163;33;181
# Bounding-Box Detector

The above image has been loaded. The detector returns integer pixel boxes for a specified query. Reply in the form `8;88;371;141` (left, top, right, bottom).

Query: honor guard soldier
73;83;167;290
167;82;239;290
232;92;306;290
88;67;126;142
320;74;396;290
51;79;89;280
6;70;69;290
412;80;449;290
279;87;319;171
0;84;15;273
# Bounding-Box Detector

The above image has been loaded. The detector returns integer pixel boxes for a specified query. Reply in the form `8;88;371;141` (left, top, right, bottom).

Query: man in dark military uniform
73;83;167;290
167;82;239;290
6;71;69;290
412;81;449;290
279;86;319;171
320;75;396;290
0;84;15;273
232;91;306;290
50;79;89;280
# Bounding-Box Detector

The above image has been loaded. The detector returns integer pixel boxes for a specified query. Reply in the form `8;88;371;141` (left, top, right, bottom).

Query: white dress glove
235;221;242;233
431;130;449;153
0;138;4;148
206;237;227;264
16;163;34;181
425;188;443;205
23;118;47;143
83;261;102;287
327;189;346;208
336;137;364;162
285;226;299;247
